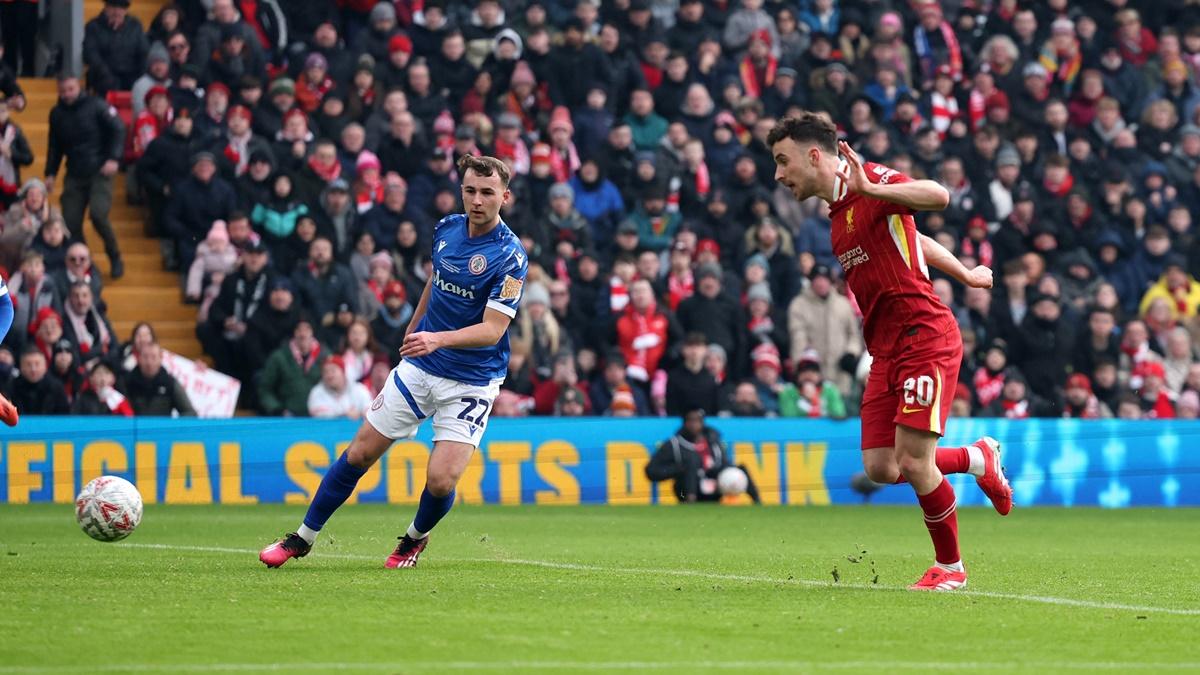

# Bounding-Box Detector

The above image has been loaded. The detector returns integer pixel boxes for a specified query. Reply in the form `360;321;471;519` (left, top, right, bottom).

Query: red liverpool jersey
827;159;958;357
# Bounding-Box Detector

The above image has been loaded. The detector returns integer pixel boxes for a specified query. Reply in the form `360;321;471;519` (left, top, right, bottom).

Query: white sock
297;524;319;545
406;523;428;540
966;444;986;477
936;560;965;573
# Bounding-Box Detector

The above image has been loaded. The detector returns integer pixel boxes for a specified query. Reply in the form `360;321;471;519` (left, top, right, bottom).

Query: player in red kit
768;113;1012;591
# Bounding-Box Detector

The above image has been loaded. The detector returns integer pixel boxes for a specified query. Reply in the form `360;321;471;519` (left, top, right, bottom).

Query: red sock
892;447;970;484
917;477;960;565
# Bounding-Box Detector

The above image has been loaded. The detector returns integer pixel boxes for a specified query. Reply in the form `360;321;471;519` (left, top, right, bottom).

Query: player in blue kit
0;275;17;426
260;155;528;569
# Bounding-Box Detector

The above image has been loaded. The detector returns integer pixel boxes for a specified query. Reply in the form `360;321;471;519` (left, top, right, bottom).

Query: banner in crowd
1;417;1196;507
160;351;240;419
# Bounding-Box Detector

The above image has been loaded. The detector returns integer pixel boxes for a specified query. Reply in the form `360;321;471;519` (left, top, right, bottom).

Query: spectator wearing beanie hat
779;348;848;419
678;262;745;378
371;280;412;359
132;43;172;118
1133;360;1176;419
352;151;385;213
295;52;334;113
546;106;580;182
1062;373;1111;418
186;219;238;312
375;33;414;92
307;354;373;419
352;2;401;63
749;342;783;416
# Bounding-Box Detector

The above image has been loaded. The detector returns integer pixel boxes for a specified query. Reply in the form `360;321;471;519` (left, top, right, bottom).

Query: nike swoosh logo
901;406;925;414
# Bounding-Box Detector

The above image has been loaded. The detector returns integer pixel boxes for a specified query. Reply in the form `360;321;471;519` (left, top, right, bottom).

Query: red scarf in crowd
739;55;777;98
1000;399;1030;419
667;271;693;311
1043;172;1074;198
290;339;322;373
307;153;342;183
973;367;1005;408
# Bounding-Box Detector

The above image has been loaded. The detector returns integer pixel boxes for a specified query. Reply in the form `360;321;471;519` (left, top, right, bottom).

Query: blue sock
409;487;456;538
301;452;368;535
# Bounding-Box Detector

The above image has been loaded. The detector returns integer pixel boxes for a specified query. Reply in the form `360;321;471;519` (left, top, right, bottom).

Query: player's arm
400;308;512;357
919;234;993;289
404;276;434;341
837;140;949;211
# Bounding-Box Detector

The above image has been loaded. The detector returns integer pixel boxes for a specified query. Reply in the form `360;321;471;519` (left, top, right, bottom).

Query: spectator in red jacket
1134;360;1176;419
615;279;674;386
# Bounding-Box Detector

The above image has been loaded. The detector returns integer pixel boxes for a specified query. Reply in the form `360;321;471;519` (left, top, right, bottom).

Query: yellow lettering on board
606;441;651;505
535;441;580;505
218;443;258;504
164;442;214;504
80;441;128;487
455;450;484;504
6;442;45;503
785;441;830;505
489;441;531;505
735;441;781;505
284;442;330;504
135;442;158;504
52;441;74;503
385;441;430;504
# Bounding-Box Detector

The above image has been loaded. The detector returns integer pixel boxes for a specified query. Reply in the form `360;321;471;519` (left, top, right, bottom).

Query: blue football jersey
407;214;529;385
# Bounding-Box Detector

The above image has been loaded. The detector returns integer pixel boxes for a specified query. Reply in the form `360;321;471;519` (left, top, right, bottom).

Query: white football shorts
365;359;501;446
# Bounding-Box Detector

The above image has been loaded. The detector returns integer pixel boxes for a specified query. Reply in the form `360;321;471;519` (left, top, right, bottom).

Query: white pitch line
111;542;1200;617
3;660;1200;673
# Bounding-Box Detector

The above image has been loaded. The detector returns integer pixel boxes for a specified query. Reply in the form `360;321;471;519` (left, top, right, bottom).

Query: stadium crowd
3;0;1200;421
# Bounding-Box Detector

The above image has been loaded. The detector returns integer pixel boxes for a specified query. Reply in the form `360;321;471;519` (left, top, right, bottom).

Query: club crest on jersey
438;240;448;252
469;254;488;275
845;207;855;233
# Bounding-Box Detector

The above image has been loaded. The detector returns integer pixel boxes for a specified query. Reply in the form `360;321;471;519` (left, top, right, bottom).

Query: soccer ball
75;476;143;542
717;467;749;496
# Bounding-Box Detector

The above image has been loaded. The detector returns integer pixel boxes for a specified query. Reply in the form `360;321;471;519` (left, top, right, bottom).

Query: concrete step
108;301;196;323
113;319;196;340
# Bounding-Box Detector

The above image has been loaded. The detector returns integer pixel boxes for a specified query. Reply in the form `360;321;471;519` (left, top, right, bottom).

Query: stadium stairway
15;76;205;360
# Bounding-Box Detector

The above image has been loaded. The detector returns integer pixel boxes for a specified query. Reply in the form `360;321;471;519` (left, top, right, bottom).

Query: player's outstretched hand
401;332;442;358
965;265;993;289
837;141;870;196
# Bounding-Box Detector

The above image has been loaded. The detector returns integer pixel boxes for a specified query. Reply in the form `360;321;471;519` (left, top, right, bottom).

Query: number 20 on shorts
903;376;935;407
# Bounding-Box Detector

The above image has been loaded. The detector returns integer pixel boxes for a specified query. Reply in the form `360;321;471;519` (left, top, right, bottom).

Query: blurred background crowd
3;0;1200;421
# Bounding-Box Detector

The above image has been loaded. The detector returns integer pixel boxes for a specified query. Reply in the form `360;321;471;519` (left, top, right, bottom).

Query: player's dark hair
458;155;511;188
766;112;837;152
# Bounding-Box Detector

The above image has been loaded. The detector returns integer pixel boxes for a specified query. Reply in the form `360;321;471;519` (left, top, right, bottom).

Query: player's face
461;169;509;227
772;138;828;201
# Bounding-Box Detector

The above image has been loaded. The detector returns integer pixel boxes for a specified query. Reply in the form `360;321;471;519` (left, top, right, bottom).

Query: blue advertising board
1;417;1196;507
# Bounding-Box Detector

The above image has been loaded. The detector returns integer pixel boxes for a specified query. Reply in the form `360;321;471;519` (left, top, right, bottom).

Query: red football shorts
859;329;962;450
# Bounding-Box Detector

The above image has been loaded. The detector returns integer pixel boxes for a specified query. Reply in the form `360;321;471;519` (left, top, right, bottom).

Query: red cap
144;84;169;105
751;343;781;373
284;107;307;124
936;64;954;78
1065;373;1092;393
228;104;252;122
531;143;553;164
207;81;231;99
695;238;720;259
1135;360;1166;380
750;28;772;47
389;34;413;55
325;354;346;370
985;90;1010;110
383;280;406;301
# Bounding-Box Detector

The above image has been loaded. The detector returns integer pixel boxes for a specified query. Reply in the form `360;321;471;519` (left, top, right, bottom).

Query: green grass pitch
1;504;1198;674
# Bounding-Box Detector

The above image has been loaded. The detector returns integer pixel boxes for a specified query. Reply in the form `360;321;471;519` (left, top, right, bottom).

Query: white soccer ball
717;467;749;496
75;476;143;542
